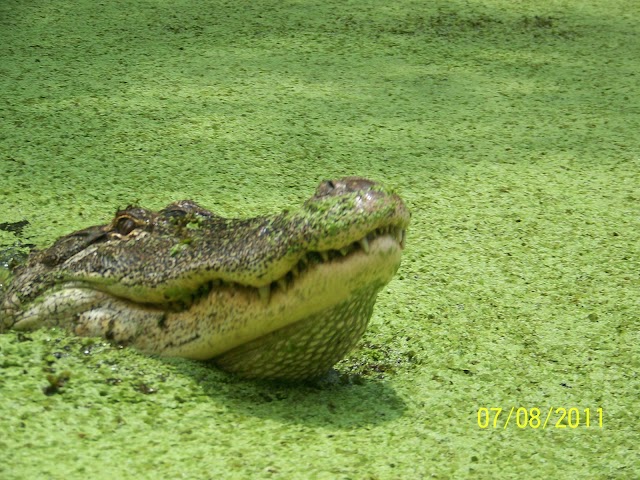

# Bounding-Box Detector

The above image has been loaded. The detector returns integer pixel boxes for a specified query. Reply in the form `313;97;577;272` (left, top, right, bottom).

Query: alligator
0;177;409;380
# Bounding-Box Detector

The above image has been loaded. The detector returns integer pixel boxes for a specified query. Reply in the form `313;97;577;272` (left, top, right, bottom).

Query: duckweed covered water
1;0;638;478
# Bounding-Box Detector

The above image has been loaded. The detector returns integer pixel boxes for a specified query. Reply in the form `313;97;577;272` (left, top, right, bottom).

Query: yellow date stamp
477;407;603;429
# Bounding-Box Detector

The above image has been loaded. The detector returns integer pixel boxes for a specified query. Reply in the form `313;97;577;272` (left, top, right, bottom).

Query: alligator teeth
258;285;270;305
359;237;370;253
188;223;408;309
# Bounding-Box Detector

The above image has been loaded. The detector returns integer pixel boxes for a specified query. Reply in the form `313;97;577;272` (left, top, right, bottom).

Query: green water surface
1;0;638;478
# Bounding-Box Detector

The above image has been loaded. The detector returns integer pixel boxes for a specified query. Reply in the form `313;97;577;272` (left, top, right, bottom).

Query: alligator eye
115;217;137;235
315;179;336;197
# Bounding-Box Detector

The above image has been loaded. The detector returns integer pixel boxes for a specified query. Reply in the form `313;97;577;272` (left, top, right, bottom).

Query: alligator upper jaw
89;223;407;308
150;223;405;310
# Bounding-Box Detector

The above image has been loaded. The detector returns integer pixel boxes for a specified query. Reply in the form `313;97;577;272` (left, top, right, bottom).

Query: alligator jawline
163;225;407;310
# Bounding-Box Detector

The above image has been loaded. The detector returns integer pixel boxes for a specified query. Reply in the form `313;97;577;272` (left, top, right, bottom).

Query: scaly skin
0;177;409;380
